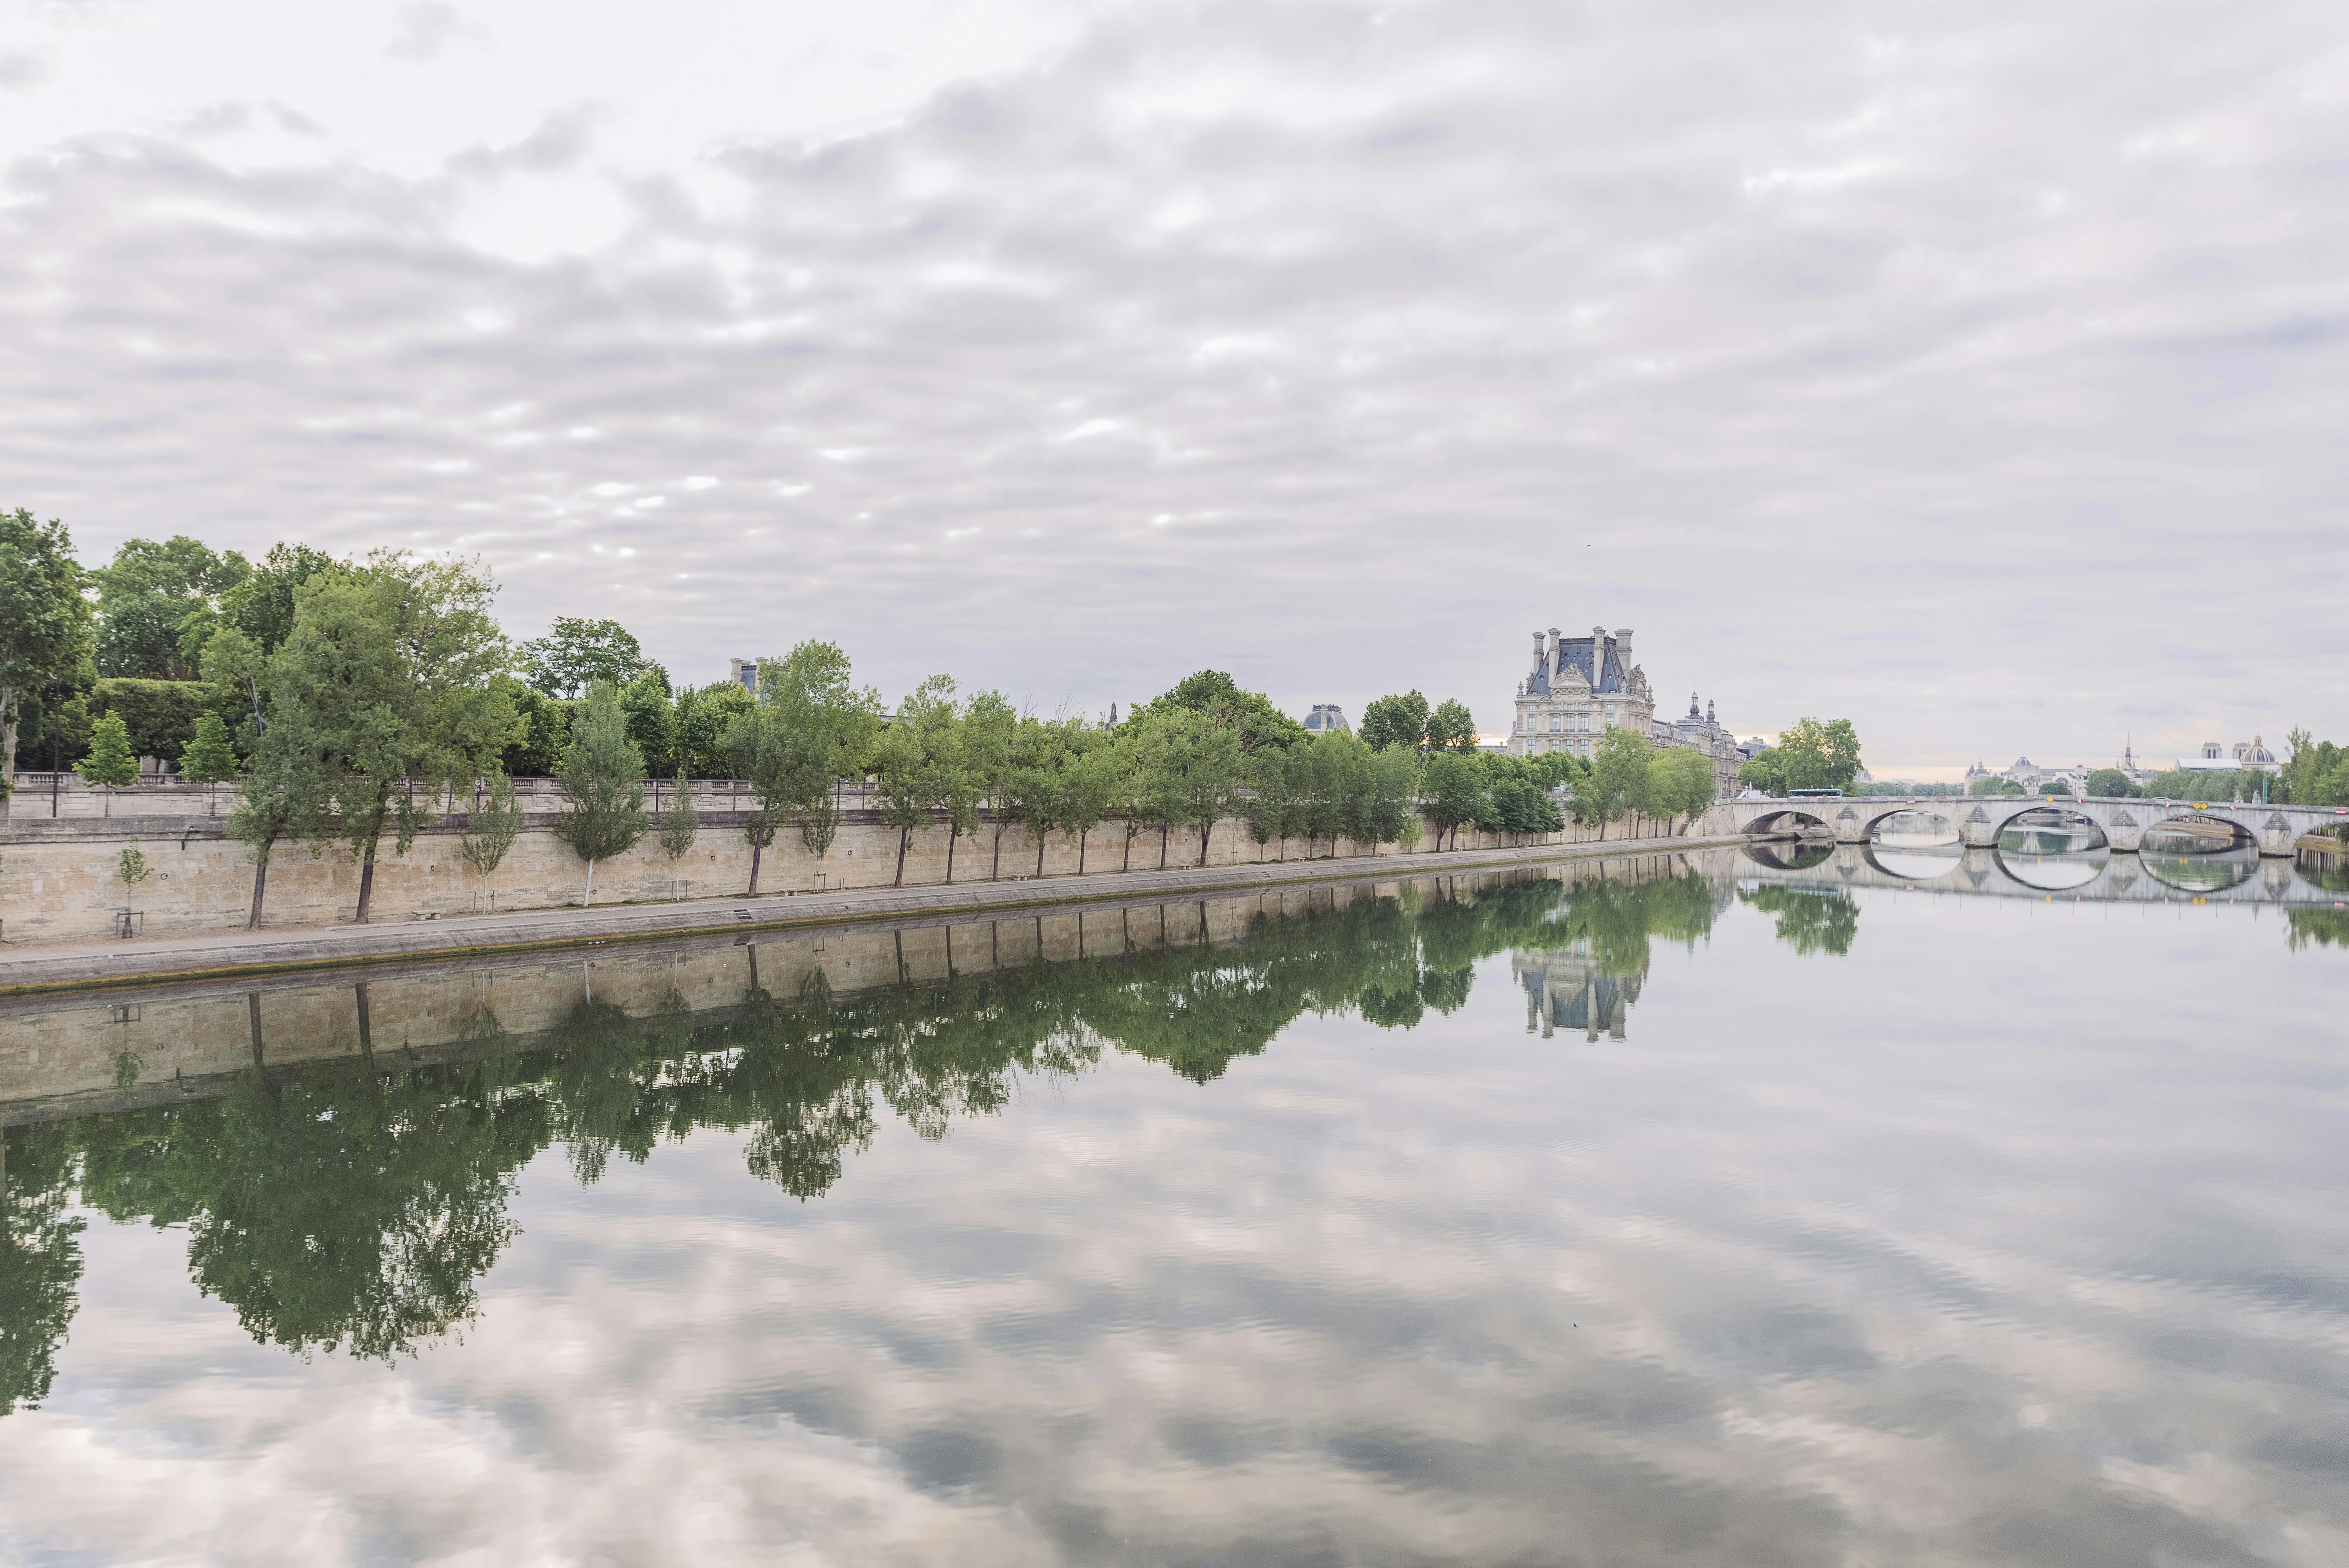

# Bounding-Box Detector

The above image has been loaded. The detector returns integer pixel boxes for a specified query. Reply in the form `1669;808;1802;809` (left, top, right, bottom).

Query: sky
2;0;2345;779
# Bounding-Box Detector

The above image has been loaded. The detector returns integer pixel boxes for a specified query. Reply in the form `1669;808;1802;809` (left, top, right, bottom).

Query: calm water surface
2;848;2345;1566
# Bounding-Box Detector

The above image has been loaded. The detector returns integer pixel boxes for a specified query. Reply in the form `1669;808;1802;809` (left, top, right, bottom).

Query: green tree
210;542;339;657
519;616;645;698
727;643;883;892
1576;726;1651;840
116;844;151;927
655;769;700;897
1640;746;1717;835
91;535;249;681
1422;751;1484;850
960;690;1021;879
1427;698;1479;754
1763;717;1863;792
554;680;651;907
1360;690;1431;754
77;708;139;814
180;708;240;816
1245;743;1307;859
2083;768;2135;799
676;681;754;778
620;665;681;776
460;770;524;912
1;508;96;807
872;675;962;887
1130;670;1307;753
226;728;325;930
268;553;520;923
1368;745;1423;852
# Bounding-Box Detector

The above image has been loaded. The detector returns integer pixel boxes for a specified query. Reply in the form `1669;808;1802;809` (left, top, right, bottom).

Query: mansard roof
1527;636;1627;698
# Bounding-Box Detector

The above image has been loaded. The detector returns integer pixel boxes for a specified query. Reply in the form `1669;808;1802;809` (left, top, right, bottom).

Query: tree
676;682;754;778
1360;690;1431;754
0;508;96;810
91;535;248;681
115;845;151;930
553;680;650;907
460;770;524;912
1001;716;1086;876
872;675;961;887
1245;743;1305;858
268;553;520;923
1576;727;1651;840
179;710;240;816
1765;717;1863;792
960;690;1020;879
519;616;645;698
727;643;883;892
77;709;139;815
1130;670;1307;753
226;730;325;930
210;541;339;658
1061;725;1122;873
655;769;700;897
620;665;680;776
1367;745;1422;852
1427;698;1478;754
1422;751;1484;850
1641;746;1717;835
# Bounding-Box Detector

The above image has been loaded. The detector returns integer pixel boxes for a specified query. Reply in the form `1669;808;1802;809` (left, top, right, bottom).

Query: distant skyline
4;0;2344;780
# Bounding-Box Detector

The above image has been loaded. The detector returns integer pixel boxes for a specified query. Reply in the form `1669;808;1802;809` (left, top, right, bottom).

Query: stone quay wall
0;798;1736;947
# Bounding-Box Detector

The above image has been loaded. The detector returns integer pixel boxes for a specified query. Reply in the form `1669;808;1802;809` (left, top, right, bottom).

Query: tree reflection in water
3;863;1728;1380
0;1125;84;1412
1739;885;1860;955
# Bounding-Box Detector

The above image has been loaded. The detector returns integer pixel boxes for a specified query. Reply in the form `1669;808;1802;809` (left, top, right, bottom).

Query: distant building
1509;625;1654;759
1302;703;1349;735
727;656;779;697
2177;736;2280;776
1649;692;1744;794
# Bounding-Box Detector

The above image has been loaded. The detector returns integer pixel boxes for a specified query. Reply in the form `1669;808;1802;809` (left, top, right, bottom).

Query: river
1;847;2344;1565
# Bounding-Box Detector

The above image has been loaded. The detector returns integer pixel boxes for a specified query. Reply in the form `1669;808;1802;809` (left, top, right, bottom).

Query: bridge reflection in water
1742;833;2332;905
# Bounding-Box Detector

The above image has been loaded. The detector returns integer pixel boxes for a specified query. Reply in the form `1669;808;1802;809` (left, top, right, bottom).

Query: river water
1;847;2344;1566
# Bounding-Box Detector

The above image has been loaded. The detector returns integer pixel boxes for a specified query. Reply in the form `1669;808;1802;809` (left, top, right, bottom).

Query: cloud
0;49;50;92
386;1;471;63
0;0;2345;769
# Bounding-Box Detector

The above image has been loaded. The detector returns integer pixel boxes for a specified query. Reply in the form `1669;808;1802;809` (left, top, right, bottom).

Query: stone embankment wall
0;799;1739;946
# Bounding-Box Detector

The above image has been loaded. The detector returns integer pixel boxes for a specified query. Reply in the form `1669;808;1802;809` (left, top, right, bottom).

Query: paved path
0;833;1745;996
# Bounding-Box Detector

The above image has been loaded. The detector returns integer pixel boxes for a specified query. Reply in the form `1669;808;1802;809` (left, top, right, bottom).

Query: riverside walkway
0;830;1747;996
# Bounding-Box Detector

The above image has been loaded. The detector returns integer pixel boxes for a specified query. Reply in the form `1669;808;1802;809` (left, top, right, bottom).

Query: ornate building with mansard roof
1509;626;1653;760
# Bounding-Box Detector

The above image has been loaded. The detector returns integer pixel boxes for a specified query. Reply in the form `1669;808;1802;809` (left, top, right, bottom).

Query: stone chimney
1546;626;1561;678
1532;630;1546;668
1614;628;1633;666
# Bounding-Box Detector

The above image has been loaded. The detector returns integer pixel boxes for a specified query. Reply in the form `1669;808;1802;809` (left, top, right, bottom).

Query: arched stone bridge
1735;839;2345;907
1723;794;2341;858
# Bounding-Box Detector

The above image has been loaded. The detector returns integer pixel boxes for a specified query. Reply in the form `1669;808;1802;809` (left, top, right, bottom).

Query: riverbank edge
0;831;1758;997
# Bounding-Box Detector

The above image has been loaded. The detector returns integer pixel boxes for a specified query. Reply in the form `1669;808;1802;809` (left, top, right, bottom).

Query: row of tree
4;518;1733;929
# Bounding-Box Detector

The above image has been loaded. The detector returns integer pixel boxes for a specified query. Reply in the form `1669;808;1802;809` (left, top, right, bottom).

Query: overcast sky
3;0;2344;776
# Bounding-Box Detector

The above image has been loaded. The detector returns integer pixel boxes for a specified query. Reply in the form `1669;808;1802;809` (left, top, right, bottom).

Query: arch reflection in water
2142;845;2261;894
1993;808;2110;892
1743;839;1835;872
